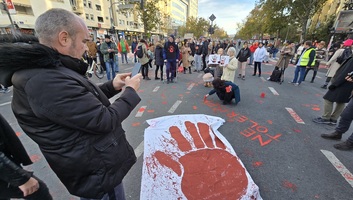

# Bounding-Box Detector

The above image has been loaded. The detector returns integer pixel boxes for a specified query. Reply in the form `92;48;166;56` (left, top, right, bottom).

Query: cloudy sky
198;0;257;35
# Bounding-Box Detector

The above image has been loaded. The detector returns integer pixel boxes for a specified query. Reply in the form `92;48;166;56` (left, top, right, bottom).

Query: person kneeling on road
204;78;240;105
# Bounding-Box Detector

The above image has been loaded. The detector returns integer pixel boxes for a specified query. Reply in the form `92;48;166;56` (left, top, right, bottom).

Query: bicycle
86;59;104;79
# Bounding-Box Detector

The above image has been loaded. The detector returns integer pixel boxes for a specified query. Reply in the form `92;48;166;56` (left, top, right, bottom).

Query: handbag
188;55;194;62
178;65;184;73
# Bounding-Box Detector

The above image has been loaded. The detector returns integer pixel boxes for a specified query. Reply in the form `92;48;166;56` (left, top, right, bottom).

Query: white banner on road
141;114;262;200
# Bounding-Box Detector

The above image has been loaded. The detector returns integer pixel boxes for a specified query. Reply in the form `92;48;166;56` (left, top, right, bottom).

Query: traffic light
208;26;214;34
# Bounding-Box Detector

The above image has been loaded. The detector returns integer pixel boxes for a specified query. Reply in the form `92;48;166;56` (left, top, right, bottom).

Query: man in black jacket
0;8;141;199
0;114;52;199
201;36;209;71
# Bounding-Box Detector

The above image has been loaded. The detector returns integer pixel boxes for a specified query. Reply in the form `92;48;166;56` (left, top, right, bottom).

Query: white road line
135;141;144;159
0;102;11;107
316;75;322;79
187;83;195;90
321;150;353;188
285;107;305;124
268;87;279;95
197;74;202;78
152;86;160;92
135;106;147;117
124;67;133;71
260;77;266;82
168;100;182;113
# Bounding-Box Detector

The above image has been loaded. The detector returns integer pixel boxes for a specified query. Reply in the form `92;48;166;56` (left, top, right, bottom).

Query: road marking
168;100;182;113
187;83;195;90
124;67;133;71
260;77;266;82
0;102;11;107
321;150;353;188
152;86;160;92
285;107;305;124
316;75;322;79
135;106;147;117
268;87;279;95
135;141;144;159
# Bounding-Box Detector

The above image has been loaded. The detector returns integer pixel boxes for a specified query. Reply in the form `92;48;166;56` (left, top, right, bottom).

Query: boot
334;140;353;151
184;67;186;74
321;131;342;140
321;84;328;89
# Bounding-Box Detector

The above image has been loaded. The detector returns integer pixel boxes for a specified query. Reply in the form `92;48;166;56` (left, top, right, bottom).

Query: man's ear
58;31;70;47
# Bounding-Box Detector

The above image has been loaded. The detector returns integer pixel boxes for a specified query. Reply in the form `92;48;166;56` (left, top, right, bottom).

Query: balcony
70;0;84;14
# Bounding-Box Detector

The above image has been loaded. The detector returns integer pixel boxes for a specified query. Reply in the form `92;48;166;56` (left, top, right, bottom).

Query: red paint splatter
30;154;41;163
267;120;273;125
193;106;197;110
162;101;167;105
178;94;183;97
293;129;302;133
312;107;320;111
132;122;140;127
172;86;177;89
147;110;155;113
138;107;146;112
138;90;144;93
315;194;320;199
283;180;297;192
16;132;21;137
252;161;263;167
161;93;166;98
185;91;190;94
344;172;353;180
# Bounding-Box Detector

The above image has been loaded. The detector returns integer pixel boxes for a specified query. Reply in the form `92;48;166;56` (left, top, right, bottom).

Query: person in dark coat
201;36;209;71
131;38;138;63
321;74;353;150
204;78;241;105
154;41;164;80
236;42;251;80
0;114;52;200
0;8;141;199
313;56;353;125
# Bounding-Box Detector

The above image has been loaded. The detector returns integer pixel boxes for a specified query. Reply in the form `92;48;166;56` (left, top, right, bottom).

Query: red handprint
152;121;248;199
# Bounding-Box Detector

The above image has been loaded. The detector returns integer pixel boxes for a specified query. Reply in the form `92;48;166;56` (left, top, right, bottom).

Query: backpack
269;68;282;82
336;48;352;64
136;45;144;58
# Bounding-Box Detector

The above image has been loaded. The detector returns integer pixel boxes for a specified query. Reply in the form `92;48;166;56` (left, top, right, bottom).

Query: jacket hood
0;37;87;87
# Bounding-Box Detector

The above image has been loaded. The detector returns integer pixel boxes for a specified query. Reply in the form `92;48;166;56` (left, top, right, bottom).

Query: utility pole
1;0;16;34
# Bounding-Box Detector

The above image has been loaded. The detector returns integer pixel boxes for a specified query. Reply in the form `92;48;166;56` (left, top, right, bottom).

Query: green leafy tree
177;17;209;38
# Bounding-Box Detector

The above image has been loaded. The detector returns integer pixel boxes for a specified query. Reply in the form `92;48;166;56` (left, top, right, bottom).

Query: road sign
5;0;16;15
209;14;216;21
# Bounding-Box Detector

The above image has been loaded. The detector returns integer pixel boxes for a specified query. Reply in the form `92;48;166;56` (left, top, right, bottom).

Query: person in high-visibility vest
289;41;316;86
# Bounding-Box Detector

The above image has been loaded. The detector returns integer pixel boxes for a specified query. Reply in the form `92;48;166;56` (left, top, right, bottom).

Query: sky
197;0;257;35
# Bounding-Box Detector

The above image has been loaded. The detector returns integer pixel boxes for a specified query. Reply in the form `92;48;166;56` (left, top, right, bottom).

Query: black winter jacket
236;47;251;62
324;56;353;103
154;45;164;66
0;42;141;198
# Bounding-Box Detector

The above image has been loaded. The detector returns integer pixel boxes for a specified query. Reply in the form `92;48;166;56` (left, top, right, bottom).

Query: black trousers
155;65;163;79
202;55;207;70
0;176;52;200
336;98;353;143
303;61;319;82
254;62;262;75
141;63;149;78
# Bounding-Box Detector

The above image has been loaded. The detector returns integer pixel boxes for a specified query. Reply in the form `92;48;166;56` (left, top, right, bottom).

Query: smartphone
131;63;141;77
348;71;353;78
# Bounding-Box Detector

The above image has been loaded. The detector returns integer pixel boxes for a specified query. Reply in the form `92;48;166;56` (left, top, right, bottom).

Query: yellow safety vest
299;48;316;66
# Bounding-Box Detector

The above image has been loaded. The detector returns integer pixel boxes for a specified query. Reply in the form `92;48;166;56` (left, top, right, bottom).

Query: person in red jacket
248;42;258;65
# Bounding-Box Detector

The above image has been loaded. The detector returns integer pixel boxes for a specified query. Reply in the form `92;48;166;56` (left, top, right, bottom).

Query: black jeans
155;65;163;79
254;62;262;75
336;98;353;143
0;176;52;200
141;63;149;78
303;61;319;82
202;55;207;70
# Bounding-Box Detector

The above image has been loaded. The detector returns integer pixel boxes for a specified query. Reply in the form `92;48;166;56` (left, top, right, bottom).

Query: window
97;16;104;22
96;5;101;11
106;17;109;20
126;21;129;25
85;14;89;20
83;0;87;7
88;1;92;8
13;5;34;15
90;14;94;20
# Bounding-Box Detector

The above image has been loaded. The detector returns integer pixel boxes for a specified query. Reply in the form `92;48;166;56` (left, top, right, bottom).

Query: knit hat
203;73;214;82
169;34;175;41
104;35;111;39
343;39;353;46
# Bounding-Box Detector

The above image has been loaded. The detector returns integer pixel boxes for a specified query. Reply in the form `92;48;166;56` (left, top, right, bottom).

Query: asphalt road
1;58;353;200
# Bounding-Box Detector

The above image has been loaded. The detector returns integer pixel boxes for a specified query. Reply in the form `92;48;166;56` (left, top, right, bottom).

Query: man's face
105;38;110;43
259;43;263;48
168;37;173;42
67;21;90;59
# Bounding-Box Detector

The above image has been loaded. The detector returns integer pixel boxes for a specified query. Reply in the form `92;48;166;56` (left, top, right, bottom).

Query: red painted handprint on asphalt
152;121;248;199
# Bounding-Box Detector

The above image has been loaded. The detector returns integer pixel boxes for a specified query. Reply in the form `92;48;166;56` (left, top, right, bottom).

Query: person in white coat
221;47;238;82
252;42;267;77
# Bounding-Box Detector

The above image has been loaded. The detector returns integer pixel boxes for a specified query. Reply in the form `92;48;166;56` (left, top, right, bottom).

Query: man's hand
125;74;142;91
19;177;39;197
113;73;133;90
203;94;209;102
346;75;353;82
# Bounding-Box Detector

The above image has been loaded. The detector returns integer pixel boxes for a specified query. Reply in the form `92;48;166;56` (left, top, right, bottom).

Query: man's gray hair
228;47;236;54
35;8;78;44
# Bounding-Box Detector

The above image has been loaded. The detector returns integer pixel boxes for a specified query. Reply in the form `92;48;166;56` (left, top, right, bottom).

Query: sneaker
310;80;314;83
170;79;174;83
252;74;256;76
321;85;327;89
267;77;271;80
242;76;245;80
258;74;261;77
313;117;331;124
167;80;170;84
334;141;353;151
288;81;295;84
294;83;299;86
330;119;337;126
321;131;342;140
238;74;241;78
145;77;151;80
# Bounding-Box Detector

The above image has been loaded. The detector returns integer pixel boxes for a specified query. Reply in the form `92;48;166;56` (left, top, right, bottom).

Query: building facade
0;0;198;38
